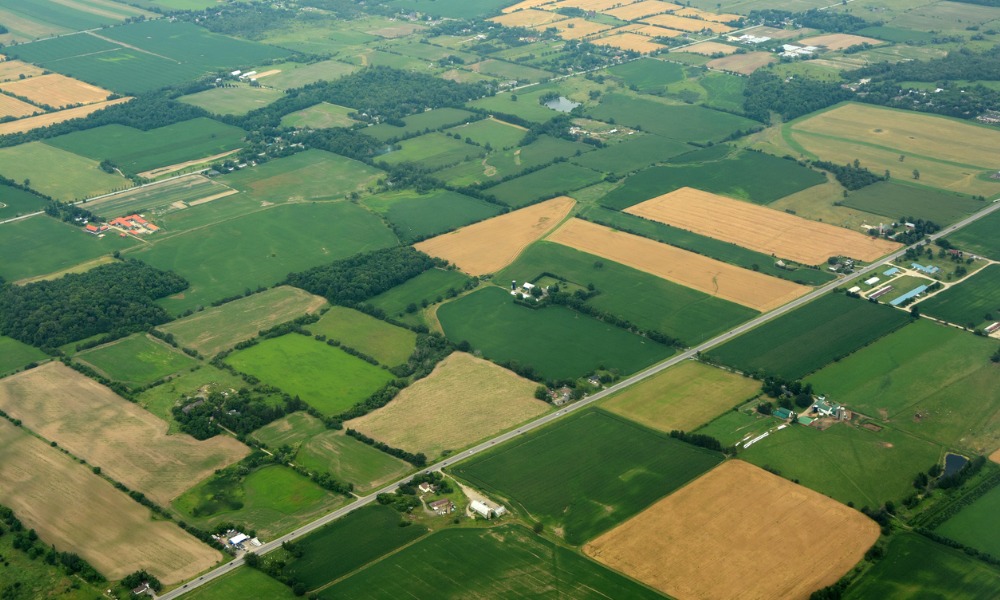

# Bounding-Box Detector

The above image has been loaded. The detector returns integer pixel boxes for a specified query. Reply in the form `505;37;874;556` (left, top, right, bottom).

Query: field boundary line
85;31;180;63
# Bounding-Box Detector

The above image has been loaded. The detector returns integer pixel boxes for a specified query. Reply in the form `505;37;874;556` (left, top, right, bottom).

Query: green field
0;142;131;201
708;293;913;380
0;183;45;220
220;149;383;203
305;306;417;367
225;334;394;416
468;90;566;124
133;201;396;314
136;364;247;430
253;413;411;492
599;146;827;209
841;181;984;225
75;334;198;388
496;241;757;346
183;567;297;600
571;134;694;176
583;206;834;285
846;533;1000;599
607;58;685;92
586;93;758;143
0;214;138;281
260;60;358;90
919;264;1000;329
483;162;603;208
0;0;149;41
280;102;356;129
935;481;1000;558
695;405;780;447
856;25;939;43
445;118;526;150
471;58;551;82
949;208;1000;260
282;505;428;591
45;118;246;174
807;319;1000;454
173;464;347;537
86;175;234;220
379;132;484;170
454;409;722;544
439;286;674;381
0;336;47;376
385;0;510;18
366;108;476;141
741;422;942;508
363;188;502;243
179;84;285;116
367;268;472;326
434;135;594;187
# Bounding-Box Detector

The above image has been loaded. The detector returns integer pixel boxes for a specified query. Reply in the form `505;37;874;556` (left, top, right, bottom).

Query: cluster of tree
668;430;727;454
388;332;454;380
743;71;852;123
285;246;440;306
346;428;427;466
854;46;1000;83
120;570;163;593
172;389;308;440
915;465;999;523
375;491;422;513
0;24;8;34
0;505;104;584
400;471;453;495
294;126;387;162
893;217;940;244
43;201;103;225
813;160;886;190
0;259;188;350
762;376;815;409
748;9;872;32
177;2;298;40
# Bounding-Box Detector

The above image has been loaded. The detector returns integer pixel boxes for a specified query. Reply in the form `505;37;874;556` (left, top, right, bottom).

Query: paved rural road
159;199;1000;599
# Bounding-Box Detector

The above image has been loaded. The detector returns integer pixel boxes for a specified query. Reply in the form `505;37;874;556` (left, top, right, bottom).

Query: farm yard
585;460;879;600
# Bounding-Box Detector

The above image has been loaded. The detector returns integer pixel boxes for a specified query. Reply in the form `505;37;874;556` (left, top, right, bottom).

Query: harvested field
605;0;681;20
0;362;248;505
0;419;220;584
643;13;735;32
676;41;739;55
672;7;741;22
0;97;131;135
502;0;557;13
625;187;900;264
591;32;665;53
992;448;1000;465
707;51;776;74
622;23;684;37
0;93;38;118
532;17;611;39
0;73;110;108
584;460;879;600
0;59;45;82
415;195;574;275
547;219;810;311
548;0;625;10
348;352;549;458
798;33;884;50
490;9;566;27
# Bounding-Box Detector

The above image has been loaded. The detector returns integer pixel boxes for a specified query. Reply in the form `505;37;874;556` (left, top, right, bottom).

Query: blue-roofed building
883;267;900;277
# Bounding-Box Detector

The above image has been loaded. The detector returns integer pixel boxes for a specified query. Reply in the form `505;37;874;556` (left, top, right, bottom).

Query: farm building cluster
212;529;262;552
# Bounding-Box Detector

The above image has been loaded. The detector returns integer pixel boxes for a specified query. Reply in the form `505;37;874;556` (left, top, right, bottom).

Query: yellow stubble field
491;8;566;27
707;51;776;74
533;17;612;39
591;32;666;52
0;93;39;118
676;41;739;55
604;0;680;20
0;73;110;108
643;12;735;32
0;97;132;135
0;59;45;82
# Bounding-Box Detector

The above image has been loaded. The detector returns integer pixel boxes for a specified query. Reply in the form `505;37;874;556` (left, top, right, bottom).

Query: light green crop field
0;337;47;377
224;334;394;416
435;135;594;187
362;188;502;243
919;264;1000;330
366;108;476;141
586;93;758;143
182;566;297;600
571;134;694;176
607;58;685;92
260;60;359;90
935;480;1000;558
603;361;760;433
0;0;151;42
840;181;984;225
75;334;198;389
949;208;1000;260
0;214;138;282
280;102;356;129
807;319;1000;454
305;306;417;367
0;142;131;201
86;175;234;220
445;117;526;150
471;58;552;83
218;149;383;203
367;268;473;327
0;184;45;220
484;162;603;208
179;84;284;116
136;365;247;431
379;132;483;170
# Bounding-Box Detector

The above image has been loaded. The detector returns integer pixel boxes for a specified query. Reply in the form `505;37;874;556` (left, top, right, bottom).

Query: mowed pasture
219;149;382;203
840;181;984;225
0;142;130;201
586;94;757;143
606;58;685;92
179;84;284;116
483;162;602;208
496;241;757;345
259;60;358;90
225;334;394;416
547;219;810;311
160;286;327;358
280;102;356;129
438;286;674;381
74;334;198;388
0;183;45;219
625;187;901;264
0;72;109;108
0;363;249;506
935;482;1000;558
919;264;1000;330
807;319;1000;454
436;135;593;187
183;567;297;600
454;410;723;544
305;306;417;367
0;419;220;584
445;117;526;150
585;460;879;600
363;188;502;243
949;207;1000;260
322;525;665;599
415;195;575;275
602;361;759;433
708;293;912;380
0;337;47;376
348;352;548;458
379;132;483;170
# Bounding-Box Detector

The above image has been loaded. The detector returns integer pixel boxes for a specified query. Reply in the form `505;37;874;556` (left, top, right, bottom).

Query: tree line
743;71;852;123
812;160;886;190
0;504;104;585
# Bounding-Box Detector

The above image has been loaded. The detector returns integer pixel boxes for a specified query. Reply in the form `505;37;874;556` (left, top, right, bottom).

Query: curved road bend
160;200;1000;599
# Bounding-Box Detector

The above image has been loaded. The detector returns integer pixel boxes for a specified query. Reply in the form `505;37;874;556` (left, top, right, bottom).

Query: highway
159;199;1000;599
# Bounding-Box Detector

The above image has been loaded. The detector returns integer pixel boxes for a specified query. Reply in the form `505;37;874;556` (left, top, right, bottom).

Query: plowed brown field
547;219;809;311
584;460;879;600
415;195;574;275
625;187;900;264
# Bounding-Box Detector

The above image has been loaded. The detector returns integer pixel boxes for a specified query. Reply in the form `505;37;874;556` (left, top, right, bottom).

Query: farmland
807;319;1000;453
586;94;757;143
0;419;220;584
841;181;984;225
496;241;757;345
0;0;151;42
85;174;235;219
483;162;602;208
919;264;1000;330
571;134;694;176
159;286;326;358
74;333;198;388
224;334;394;416
179;84;284;116
304;306;417;367
949;208;1000;260
438;286;674;381
0;97;132;136
219;150;382;203
0;336;47;376
707;51;776;74
606;58;685;92
0;142;130;201
624;186;901;264
280;102;356;129
259;60;358;90
363;188;502;243
435;135;593;187
846;534;1000;599
446;117;526;150
935;482;1000;558
0;362;248;506
365;108;476;141
547;219;810;312
367;268;473;325
136;364;247;429
183;567;297;600
585;460;879;599
323;525;665;599
415;195;574;275
0;183;44;219
602;361;759;433
455;410;722;544
0;72;108;108
348;352;548;458
379;132;483;170
708;293;912;379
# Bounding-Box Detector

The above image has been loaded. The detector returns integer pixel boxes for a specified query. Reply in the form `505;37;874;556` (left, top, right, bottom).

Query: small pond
943;453;968;478
544;96;580;113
